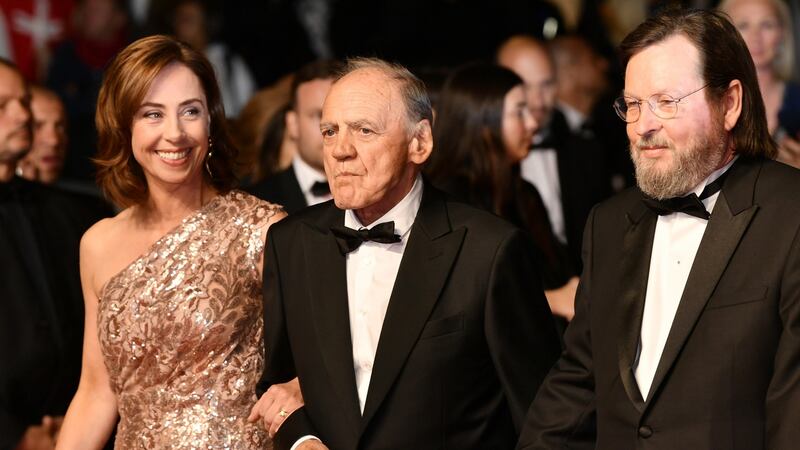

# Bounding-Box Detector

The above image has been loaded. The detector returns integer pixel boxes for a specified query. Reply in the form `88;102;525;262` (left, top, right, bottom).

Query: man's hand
297;441;330;450
15;416;62;450
544;276;579;321
248;377;304;437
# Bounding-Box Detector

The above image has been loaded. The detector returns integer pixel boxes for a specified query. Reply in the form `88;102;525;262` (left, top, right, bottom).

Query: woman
57;35;289;448
426;63;579;321
720;0;800;168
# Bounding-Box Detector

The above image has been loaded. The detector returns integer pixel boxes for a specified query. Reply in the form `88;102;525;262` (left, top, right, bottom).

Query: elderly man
0;59;111;449
249;60;342;213
519;8;800;449
251;57;561;450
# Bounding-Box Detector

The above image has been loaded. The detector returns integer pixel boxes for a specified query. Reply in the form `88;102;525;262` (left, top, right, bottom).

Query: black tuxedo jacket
247;167;307;214
259;183;561;450
0;178;112;447
543;110;613;270
519;157;800;449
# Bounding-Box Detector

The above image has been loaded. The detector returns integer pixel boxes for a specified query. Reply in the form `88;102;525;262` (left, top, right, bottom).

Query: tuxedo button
638;425;653;438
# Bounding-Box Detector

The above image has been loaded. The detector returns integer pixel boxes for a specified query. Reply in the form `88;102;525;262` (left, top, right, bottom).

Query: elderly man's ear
408;119;434;165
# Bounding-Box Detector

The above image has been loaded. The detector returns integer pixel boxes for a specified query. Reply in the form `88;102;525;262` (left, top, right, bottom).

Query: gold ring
278;409;289;418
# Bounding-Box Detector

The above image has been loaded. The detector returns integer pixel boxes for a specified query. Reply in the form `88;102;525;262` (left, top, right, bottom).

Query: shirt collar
344;174;423;238
557;102;586;132
292;154;328;195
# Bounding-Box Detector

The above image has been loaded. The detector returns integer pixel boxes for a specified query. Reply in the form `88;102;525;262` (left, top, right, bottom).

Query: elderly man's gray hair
337;57;434;131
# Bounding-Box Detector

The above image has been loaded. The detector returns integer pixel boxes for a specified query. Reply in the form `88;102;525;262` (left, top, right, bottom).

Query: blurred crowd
3;0;799;193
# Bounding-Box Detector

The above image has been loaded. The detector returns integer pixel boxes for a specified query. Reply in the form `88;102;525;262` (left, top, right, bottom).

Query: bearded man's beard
630;119;728;200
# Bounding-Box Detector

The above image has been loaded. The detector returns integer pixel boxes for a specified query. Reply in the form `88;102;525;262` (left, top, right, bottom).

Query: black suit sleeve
517;208;599;449
767;223;800;448
485;228;562;431
258;228;320;449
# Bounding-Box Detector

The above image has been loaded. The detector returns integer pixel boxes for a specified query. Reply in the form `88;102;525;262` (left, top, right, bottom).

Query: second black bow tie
310;181;330;196
331;221;401;254
642;169;729;220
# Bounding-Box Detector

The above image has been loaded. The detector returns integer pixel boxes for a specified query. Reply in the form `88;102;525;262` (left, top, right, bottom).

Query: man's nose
330;129;355;160
634;103;662;136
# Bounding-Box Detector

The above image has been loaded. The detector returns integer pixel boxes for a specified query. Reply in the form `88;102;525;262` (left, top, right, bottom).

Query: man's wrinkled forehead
325;68;402;122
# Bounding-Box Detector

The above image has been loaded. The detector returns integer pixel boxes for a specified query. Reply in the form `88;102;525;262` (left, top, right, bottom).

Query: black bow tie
642;170;729;220
310;181;330;196
331;221;401;254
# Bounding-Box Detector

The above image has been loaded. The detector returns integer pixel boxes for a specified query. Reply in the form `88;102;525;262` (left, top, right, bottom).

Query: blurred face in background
286;78;333;173
502;84;537;163
498;38;557;130
724;0;783;71
0;65;31;164
20;88;67;184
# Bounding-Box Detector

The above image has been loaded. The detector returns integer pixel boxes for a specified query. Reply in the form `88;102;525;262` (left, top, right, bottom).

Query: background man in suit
497;35;613;272
250;57;561;450
0;58;111;449
519;8;800;449
249;60;343;213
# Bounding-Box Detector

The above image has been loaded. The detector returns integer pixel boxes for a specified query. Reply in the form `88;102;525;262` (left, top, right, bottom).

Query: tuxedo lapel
646;160;759;405
360;187;466;430
302;207;362;422
616;199;656;411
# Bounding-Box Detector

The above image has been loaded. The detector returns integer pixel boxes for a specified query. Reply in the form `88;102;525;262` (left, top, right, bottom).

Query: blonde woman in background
720;0;800;168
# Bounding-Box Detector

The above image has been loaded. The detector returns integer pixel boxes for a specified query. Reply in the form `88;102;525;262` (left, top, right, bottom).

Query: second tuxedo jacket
519;157;800;449
259;183;561;450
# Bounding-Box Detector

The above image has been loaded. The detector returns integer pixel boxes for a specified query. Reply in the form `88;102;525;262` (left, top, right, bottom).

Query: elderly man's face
625;34;736;199
0;65;31;163
320;68;422;223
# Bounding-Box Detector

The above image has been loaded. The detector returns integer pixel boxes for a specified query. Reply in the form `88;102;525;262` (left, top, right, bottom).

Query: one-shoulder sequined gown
98;191;281;449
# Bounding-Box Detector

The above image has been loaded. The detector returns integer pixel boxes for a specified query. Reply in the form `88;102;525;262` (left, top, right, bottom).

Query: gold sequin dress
98;191;281;449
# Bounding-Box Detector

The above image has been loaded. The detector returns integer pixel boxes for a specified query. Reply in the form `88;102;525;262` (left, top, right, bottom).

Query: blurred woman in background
720;0;800;168
426;63;578;322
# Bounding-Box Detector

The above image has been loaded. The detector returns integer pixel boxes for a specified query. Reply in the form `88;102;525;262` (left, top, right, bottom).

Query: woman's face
502;84;537;163
726;0;783;71
130;62;210;191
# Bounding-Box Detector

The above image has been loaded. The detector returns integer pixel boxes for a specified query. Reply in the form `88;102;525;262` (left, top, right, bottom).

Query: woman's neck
136;179;218;229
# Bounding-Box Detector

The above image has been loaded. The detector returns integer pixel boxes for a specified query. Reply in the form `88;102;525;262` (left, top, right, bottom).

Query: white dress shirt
634;157;737;399
345;175;423;412
291;175;423;449
521;134;567;244
292;154;332;206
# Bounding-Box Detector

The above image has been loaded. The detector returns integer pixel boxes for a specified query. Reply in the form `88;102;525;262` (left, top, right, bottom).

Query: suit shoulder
443;197;519;237
270;199;338;234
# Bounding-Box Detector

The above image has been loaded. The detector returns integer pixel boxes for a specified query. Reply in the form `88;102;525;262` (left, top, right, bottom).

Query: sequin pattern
98;191;281;449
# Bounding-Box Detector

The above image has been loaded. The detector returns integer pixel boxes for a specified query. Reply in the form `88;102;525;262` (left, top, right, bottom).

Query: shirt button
638;425;653;439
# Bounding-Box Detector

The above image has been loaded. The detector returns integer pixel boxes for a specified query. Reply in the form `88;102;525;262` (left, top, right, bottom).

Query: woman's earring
205;138;214;178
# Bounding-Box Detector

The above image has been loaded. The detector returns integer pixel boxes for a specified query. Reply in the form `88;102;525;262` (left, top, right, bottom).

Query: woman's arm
56;226;119;449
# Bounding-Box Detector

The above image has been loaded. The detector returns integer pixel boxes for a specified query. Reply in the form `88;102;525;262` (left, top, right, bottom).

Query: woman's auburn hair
94;34;238;208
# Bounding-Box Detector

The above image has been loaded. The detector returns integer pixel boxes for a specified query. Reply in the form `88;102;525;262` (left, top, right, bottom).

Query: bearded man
518;8;800;450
